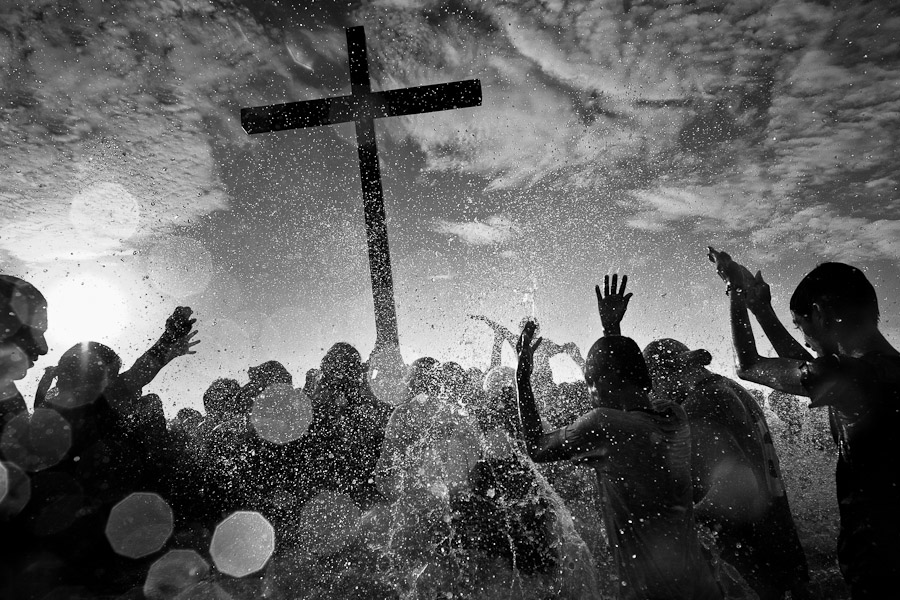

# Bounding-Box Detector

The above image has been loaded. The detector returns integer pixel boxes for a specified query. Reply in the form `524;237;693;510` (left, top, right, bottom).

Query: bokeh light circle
69;181;141;242
0;408;72;471
294;491;361;556
210;511;275;577
367;346;408;406
146;236;213;298
0;461;30;518
105;492;174;558
144;549;210;600
250;383;312;444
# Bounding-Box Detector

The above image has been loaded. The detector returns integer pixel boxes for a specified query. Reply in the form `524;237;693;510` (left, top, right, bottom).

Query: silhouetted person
516;275;721;599
710;248;900;599
306;342;392;509
7;308;198;596
0;275;48;429
202;377;242;425
643;338;810;600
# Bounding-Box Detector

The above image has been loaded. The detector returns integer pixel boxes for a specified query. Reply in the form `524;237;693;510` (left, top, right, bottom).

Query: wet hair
584;336;652;393
203;378;241;417
790;262;879;325
56;342;122;392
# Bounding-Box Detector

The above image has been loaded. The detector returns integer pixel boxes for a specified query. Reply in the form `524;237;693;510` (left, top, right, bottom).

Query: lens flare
105;492;174;558
144;549;210;600
45;275;130;344
0;408;72;471
250;383;312;444
210;511;275;577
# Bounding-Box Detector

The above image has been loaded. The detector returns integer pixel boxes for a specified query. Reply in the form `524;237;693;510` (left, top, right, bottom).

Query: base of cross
367;342;408;406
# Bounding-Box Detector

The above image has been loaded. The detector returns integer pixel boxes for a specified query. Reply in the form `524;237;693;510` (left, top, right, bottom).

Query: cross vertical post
346;27;398;349
240;26;482;352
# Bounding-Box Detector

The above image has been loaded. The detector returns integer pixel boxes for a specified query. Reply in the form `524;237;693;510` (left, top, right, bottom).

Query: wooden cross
241;26;482;350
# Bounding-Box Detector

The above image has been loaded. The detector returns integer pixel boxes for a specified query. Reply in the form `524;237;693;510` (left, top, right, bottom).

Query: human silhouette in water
0;275;48;429
709;247;900;600
643;337;810;599
517;274;721;600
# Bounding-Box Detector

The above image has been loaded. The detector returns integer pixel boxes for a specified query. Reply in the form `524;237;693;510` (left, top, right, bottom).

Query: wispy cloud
431;215;523;246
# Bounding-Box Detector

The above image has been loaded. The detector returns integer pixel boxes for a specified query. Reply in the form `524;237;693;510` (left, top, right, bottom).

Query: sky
1;0;899;414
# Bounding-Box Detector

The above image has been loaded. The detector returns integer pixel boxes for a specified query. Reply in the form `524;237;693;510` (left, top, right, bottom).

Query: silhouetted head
320;342;363;391
248;360;293;388
440;361;467;399
0;275;48;383
584;336;652;409
406;356;441;397
55;342;122;407
790;262;879;355
642;338;713;403
175;407;203;437
203;378;241;419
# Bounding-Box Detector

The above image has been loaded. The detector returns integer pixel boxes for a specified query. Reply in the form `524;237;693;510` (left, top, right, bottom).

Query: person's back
583;400;710;599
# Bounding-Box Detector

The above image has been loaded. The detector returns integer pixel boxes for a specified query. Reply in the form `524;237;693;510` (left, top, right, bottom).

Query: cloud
350;0;900;262
431;215;523;245
0;0;305;263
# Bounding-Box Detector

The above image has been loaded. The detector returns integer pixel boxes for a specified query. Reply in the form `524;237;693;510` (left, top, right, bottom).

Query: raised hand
515;320;542;379
707;246;755;293
595;273;632;336
744;270;772;313
160;306;200;362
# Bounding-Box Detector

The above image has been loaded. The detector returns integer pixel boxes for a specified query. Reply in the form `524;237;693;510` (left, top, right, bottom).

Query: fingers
611;273;618;296
624;292;633;306
595;284;602;303
532;337;543;352
603;274;610;298
620;274;628;296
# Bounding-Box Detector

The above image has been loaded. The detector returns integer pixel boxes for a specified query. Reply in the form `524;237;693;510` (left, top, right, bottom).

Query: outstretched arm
118;307;200;396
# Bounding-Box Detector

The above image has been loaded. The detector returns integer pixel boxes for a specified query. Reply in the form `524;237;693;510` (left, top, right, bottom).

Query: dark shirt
801;352;900;592
533;403;721;600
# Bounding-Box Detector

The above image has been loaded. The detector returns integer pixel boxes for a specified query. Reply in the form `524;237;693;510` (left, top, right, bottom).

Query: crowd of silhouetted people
0;248;897;600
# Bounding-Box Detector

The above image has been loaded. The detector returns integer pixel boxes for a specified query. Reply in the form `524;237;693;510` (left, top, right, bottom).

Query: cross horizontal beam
241;79;482;134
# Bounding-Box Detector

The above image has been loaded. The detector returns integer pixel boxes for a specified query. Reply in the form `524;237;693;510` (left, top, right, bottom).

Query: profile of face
0;277;49;385
791;310;828;356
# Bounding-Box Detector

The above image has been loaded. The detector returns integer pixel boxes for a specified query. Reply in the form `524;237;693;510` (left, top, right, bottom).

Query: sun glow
46;275;131;346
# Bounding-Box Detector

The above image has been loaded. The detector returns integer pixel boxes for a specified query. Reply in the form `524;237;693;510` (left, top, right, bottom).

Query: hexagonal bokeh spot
294;491;361;557
250;383;312;444
144;549;210;600
0;408;72;472
105;492;174;558
0;461;31;518
210;511;275;577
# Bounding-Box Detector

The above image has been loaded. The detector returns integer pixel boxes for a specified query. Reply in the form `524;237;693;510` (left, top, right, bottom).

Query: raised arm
34;366;57;409
515;320;546;456
470;314;516;369
117;306;200;396
709;248;807;395
744;271;814;362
